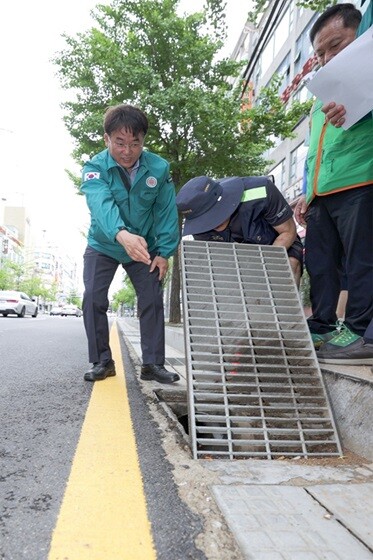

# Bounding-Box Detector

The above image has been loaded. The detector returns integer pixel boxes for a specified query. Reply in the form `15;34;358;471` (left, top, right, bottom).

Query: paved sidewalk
117;317;373;560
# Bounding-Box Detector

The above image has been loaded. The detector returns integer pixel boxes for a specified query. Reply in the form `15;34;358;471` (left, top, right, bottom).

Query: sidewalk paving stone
212;484;373;559
116;317;373;559
308;483;373;549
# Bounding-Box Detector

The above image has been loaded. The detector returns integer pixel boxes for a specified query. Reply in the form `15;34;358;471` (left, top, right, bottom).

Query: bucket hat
176;176;245;236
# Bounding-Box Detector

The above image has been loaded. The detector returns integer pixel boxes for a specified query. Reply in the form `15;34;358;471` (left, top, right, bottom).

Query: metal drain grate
180;240;342;460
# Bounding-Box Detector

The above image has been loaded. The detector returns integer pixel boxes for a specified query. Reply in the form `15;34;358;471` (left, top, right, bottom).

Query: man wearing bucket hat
176;175;303;286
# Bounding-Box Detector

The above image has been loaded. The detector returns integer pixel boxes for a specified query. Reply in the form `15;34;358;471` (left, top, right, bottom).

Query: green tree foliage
0;259;59;302
111;274;136;312
0;260;15;290
53;0;312;322
300;267;312;308
19;276;46;298
0;261;39;292
246;75;313;142
54;0;306;181
67;290;82;306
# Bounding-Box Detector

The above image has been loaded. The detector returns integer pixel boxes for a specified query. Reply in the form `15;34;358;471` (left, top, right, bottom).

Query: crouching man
176;175;303;287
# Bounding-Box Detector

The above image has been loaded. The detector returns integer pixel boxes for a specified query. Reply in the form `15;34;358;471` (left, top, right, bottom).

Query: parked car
0;290;38;318
60;304;83;317
50;306;62;316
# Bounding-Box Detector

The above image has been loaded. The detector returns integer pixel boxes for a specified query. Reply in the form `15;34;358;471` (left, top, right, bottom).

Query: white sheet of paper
306;27;373;130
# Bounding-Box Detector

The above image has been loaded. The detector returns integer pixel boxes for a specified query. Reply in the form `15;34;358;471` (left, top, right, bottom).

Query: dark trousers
305;185;373;336
83;246;165;365
365;318;373;343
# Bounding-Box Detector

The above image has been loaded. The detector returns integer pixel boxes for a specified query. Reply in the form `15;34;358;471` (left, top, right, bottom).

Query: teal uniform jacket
81;149;180;263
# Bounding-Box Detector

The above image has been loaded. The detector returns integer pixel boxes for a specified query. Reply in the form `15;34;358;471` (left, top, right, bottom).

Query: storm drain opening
154;387;190;442
180;240;343;460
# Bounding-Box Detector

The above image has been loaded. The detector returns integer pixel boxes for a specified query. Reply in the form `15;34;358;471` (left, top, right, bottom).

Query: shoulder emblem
84;172;100;181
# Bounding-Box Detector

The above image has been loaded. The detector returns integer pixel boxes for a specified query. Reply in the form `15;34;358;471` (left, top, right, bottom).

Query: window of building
261;35;274;77
293;84;313;103
253;63;262;98
260;4;294;77
269;160;286;193
277;2;294;45
41;263;51;270
290;142;308;198
275;52;291;94
266;133;283;155
294;15;318;75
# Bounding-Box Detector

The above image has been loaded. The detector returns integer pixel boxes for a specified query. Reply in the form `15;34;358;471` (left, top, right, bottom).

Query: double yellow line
48;323;156;559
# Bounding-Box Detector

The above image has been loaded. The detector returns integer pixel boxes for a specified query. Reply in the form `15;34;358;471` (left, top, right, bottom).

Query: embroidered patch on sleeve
84;171;100;181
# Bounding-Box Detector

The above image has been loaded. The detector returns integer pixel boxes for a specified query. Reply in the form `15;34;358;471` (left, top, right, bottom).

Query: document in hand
306;28;373;130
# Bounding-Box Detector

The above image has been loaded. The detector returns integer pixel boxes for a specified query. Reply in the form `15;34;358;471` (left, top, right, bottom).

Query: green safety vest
306;100;373;203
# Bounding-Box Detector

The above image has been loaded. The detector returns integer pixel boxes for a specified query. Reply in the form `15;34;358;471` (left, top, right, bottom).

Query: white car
60;304;83;317
0;290;38;318
50;306;62;316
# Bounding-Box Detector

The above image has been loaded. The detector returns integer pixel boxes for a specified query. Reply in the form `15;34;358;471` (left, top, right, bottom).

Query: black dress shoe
84;360;116;381
140;364;180;384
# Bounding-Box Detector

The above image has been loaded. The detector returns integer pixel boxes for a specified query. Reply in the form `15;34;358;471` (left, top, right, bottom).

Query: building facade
231;0;318;217
232;0;366;216
0;203;81;303
0;224;23;264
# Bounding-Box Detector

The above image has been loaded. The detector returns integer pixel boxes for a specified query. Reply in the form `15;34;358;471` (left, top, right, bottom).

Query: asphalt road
0;314;204;560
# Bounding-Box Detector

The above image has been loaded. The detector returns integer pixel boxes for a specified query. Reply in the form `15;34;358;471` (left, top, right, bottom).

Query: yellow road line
48;322;156;560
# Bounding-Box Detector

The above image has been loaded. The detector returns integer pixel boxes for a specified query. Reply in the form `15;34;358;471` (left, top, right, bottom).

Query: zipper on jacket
117;166;131;213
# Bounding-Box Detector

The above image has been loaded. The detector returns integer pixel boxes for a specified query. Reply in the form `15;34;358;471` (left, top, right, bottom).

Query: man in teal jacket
81;104;180;383
295;3;373;366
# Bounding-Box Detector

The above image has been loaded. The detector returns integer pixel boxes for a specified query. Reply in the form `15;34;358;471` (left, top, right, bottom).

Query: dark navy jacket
194;176;293;246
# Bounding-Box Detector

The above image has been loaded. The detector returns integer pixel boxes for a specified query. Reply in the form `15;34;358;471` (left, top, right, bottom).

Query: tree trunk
169;244;181;324
168;171;183;324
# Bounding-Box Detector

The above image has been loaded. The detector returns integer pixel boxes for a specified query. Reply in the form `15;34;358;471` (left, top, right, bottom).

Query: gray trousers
83;246;165;365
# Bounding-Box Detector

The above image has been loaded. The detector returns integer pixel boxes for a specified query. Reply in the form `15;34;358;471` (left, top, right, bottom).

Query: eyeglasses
110;139;143;150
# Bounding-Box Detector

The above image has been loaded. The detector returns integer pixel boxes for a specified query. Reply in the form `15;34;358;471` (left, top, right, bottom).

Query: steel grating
180;240;343;460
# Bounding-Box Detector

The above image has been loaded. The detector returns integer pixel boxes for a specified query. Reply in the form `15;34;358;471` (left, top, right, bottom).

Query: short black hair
310;3;362;45
104;104;148;136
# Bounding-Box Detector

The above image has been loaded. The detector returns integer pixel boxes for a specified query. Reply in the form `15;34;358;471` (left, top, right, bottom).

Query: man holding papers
294;3;373;365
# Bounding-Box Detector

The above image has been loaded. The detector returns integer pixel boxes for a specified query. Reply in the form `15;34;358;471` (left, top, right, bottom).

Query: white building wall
231;1;317;207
